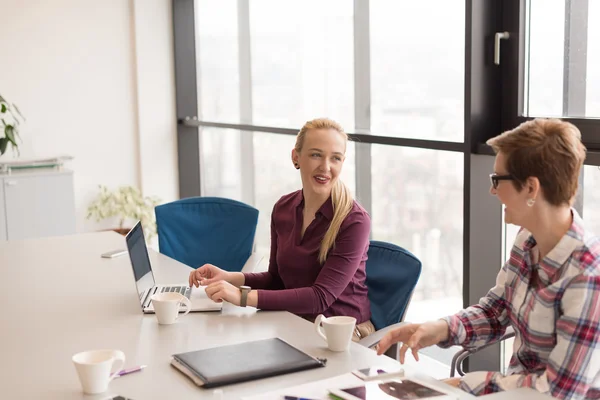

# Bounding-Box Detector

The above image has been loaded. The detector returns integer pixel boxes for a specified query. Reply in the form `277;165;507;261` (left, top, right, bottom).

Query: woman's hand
376;320;450;363
188;264;230;287
204;280;241;306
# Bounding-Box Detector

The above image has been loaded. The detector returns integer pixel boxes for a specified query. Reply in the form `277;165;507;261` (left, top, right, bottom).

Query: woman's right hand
188;264;230;287
376;320;450;363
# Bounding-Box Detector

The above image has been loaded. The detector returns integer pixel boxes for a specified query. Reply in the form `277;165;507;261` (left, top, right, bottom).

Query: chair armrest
240;252;265;273
358;322;409;360
450;326;516;377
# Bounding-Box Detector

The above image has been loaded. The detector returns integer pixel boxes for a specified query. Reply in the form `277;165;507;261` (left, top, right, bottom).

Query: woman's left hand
441;377;462;388
205;280;241;306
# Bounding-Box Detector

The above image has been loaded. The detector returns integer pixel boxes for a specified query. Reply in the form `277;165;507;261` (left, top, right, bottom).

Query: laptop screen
126;221;155;303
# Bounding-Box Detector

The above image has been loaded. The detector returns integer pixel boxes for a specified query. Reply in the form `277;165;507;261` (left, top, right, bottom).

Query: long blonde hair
295;118;354;264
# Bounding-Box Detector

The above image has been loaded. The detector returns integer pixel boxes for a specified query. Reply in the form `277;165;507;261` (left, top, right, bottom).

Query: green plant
86;185;161;239
0;94;24;156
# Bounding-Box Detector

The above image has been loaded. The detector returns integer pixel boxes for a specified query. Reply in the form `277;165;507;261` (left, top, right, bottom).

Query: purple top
243;190;371;323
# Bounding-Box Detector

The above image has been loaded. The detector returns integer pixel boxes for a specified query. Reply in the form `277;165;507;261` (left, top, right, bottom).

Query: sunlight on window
370;0;464;142
249;0;354;129
195;0;240;122
371;146;464;322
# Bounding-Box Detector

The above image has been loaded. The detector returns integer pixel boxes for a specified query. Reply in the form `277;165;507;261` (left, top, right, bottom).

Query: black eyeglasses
489;173;514;189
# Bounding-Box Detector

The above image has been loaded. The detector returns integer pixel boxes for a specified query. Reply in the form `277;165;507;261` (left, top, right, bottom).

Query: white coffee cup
151;292;191;325
314;314;356;352
72;349;125;394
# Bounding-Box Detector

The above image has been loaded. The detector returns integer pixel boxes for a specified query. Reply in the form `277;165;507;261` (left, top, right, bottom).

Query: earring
527;198;535;207
294;163;299;169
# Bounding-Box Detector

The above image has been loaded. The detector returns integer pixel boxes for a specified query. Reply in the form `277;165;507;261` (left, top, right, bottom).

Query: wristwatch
239;285;251;307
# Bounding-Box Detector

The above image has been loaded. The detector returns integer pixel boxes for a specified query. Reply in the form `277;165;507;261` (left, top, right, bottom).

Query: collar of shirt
293;190;334;221
521;208;584;282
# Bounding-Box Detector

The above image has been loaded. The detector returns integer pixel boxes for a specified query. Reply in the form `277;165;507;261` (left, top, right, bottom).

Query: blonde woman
189;118;374;340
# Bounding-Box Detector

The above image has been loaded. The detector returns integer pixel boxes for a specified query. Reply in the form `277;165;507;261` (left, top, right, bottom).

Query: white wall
0;0;178;232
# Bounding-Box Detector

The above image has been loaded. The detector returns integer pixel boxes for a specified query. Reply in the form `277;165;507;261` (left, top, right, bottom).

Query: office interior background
2;0;599;372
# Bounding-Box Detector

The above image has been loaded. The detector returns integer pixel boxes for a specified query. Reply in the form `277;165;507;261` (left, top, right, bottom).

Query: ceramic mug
72;349;125;394
314;314;356;351
151;292;191;324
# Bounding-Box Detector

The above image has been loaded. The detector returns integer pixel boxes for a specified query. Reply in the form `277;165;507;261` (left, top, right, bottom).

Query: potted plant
86;185;161;240
0;94;24;156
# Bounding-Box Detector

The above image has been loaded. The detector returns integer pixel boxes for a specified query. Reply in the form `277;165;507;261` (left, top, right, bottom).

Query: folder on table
171;337;326;388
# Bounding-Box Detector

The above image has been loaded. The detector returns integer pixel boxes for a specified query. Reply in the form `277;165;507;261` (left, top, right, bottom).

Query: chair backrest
365;240;422;330
155;197;259;272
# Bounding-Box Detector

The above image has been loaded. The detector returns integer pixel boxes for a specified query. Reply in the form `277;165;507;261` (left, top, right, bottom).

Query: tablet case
171;337;326;388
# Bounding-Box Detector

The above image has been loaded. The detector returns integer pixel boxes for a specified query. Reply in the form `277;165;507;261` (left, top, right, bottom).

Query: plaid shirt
442;210;600;399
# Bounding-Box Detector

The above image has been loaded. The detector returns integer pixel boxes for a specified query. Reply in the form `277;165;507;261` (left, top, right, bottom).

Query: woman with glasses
377;118;600;399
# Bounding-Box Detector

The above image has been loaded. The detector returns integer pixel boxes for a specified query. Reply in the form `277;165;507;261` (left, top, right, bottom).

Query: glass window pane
371;146;463;322
370;1;464;142
200;128;243;201
502;217;520;374
583;165;600;235
249;1;354;129
525;0;599;118
524;0;565;117
195;1;240;121
587;1;600;117
253;132;356;255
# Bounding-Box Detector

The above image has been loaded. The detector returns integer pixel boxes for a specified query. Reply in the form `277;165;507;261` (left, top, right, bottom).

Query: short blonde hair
295;118;353;264
486;118;586;206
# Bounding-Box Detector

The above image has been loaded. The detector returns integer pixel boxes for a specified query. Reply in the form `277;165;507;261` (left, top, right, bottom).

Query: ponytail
318;179;353;264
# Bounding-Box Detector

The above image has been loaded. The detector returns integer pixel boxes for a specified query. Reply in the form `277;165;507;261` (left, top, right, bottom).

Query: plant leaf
5;125;16;145
0;138;7;155
12;104;24;121
1;104;6;113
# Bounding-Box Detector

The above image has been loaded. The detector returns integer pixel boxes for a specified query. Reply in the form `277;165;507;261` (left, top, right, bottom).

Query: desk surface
0;232;540;399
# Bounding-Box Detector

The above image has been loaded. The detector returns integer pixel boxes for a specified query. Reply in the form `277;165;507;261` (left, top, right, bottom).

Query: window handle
494;31;510;65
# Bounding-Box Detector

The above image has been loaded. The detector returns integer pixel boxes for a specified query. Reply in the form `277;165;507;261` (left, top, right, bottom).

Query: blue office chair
358;240;422;359
155;197;259;272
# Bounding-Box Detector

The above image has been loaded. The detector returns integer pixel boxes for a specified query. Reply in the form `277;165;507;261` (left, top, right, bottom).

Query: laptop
125;221;222;313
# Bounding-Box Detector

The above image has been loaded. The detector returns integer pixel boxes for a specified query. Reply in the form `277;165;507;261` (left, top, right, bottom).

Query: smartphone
101;249;128;258
351;367;404;382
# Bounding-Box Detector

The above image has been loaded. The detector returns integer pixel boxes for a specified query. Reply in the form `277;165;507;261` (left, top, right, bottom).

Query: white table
0;232;544;399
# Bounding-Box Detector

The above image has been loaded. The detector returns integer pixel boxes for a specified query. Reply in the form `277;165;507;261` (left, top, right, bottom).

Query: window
370;1;465;142
195;0;240;122
524;0;565;117
501;216;520;373
371;146;463;322
249;0;354;129
587;1;600;117
583;165;600;234
200;128;243;201
523;0;600;118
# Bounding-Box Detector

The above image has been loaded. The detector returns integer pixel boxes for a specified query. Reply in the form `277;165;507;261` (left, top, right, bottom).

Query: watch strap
240;286;250;307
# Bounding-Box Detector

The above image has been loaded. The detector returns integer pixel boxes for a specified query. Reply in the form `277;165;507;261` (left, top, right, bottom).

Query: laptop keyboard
144;286;191;308
160;286;190;298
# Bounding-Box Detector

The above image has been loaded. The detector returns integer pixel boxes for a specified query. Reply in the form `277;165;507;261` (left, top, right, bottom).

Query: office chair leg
450;353;458;377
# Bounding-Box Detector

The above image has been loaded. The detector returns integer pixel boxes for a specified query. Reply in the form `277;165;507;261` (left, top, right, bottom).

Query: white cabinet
0;169;76;240
0;181;6;241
